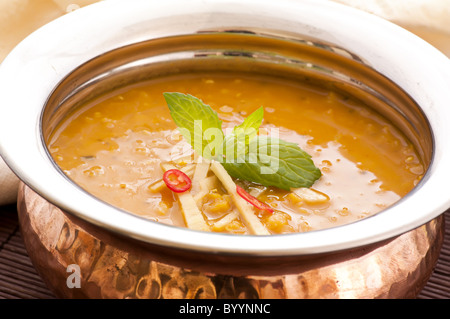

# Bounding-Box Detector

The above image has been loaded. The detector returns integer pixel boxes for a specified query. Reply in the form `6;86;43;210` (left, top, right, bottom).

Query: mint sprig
163;92;321;190
222;136;321;190
233;106;263;142
163;92;224;156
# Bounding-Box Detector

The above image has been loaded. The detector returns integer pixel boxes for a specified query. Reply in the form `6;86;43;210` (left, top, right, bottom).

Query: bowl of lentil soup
1;0;450;298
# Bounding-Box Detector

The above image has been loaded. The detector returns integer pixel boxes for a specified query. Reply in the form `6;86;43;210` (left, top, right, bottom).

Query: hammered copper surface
16;182;444;299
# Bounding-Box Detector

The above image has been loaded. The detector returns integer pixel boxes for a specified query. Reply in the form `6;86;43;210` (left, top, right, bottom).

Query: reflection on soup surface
48;73;424;235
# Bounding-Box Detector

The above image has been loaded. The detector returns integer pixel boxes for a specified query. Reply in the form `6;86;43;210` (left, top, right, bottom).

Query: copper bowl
1;0;450;298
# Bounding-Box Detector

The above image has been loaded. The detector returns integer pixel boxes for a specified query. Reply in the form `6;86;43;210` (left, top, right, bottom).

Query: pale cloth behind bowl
0;158;19;204
333;0;450;56
0;0;449;206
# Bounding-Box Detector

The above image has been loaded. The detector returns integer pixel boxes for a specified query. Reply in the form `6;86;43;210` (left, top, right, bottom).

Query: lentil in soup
48;73;424;235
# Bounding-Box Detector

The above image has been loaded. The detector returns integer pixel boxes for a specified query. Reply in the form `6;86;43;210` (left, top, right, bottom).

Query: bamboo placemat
0;203;449;299
0;204;55;299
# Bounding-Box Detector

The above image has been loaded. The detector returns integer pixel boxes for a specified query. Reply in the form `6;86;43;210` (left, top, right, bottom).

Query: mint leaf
233;106;263;142
163;92;322;190
222;107;264;161
163;92;224;157
221;136;321;190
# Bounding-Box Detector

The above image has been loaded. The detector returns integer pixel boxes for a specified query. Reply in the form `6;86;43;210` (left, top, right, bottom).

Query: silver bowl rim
1;0;450;256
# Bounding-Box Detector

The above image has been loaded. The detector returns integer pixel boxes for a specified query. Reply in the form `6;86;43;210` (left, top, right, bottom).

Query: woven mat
1;204;449;299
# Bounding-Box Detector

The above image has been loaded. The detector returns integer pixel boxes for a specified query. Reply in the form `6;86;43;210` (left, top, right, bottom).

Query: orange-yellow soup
48;73;424;235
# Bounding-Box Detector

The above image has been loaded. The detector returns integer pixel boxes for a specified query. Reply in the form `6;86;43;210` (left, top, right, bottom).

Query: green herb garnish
163;92;223;156
163;92;321;190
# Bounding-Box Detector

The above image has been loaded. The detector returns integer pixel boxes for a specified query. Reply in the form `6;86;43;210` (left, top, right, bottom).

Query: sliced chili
236;185;274;213
163;169;192;193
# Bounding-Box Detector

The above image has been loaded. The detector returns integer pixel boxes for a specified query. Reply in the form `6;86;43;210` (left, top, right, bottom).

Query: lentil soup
48;73;424;235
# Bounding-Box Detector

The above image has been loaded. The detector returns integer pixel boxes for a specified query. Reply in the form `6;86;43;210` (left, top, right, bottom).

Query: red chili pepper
236;185;273;213
163;169;192;193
